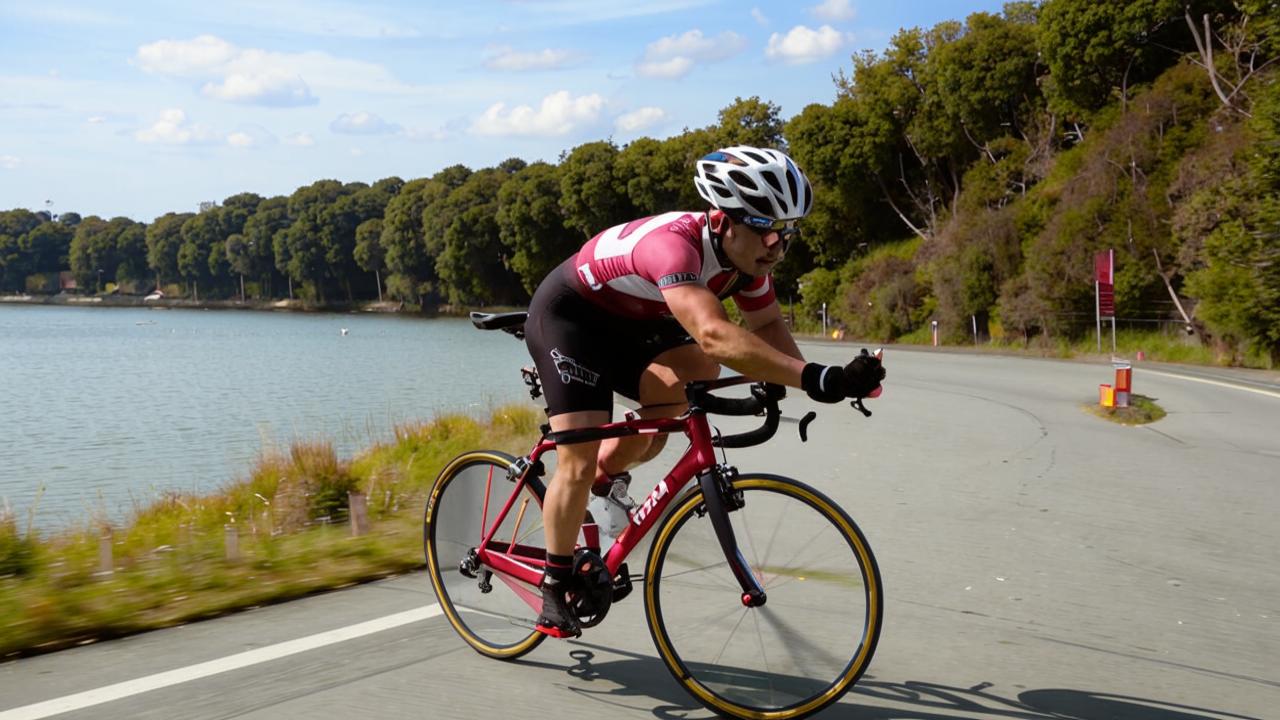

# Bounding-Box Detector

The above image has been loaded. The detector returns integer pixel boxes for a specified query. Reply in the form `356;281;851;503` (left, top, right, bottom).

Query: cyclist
524;145;885;638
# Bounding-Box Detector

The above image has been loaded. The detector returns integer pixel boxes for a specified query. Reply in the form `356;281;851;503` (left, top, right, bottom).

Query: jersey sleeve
731;274;777;312
634;230;704;292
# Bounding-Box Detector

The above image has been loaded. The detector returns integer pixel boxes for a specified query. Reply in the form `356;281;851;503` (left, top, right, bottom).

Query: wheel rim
425;453;545;655
646;477;881;718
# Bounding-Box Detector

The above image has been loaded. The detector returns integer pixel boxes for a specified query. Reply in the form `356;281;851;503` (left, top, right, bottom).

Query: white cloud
135;108;221;145
349;147;365;157
0;155;20;170
751;8;769;26
202;70;315;106
765;25;850;64
133;35;413;106
330;111;400;135
135;35;239;76
636;29;747;79
484;46;575;71
284;132;315;146
811;0;856;22
87;116;105;124
227;132;254;147
636;57;694;79
615;107;667;133
471;90;604;137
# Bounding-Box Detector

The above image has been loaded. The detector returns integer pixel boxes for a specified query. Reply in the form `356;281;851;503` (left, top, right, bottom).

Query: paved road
2;346;1278;720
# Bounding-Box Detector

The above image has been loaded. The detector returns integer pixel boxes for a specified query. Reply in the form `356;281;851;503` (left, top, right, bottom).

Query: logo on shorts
658;272;698;288
550;348;600;387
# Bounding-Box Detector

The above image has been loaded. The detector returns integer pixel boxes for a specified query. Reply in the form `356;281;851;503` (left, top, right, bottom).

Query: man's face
723;219;794;275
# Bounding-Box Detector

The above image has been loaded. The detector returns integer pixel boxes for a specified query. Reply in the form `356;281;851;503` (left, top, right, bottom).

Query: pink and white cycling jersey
570;210;776;320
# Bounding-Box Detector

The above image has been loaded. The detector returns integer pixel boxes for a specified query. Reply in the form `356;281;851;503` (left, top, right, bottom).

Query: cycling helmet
693;146;813;224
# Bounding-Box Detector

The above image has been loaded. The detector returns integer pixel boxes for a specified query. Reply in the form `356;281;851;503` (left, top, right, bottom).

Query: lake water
0;305;531;530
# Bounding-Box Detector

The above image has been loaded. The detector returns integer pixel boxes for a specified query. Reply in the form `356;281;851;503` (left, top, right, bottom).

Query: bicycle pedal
611;563;633;603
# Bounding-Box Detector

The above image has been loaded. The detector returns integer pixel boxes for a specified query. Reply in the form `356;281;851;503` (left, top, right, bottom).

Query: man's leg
598;343;721;476
536;410;607;639
543;411;608;556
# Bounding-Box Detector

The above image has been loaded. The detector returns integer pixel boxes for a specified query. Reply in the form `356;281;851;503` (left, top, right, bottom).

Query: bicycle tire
424;450;547;659
644;474;883;720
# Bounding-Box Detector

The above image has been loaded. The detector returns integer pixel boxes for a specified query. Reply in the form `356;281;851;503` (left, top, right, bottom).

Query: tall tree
239;196;289;297
712;96;786;148
433;162;527;306
497;161;576;294
559;141;635;239
179;210;226;299
146;212;193;289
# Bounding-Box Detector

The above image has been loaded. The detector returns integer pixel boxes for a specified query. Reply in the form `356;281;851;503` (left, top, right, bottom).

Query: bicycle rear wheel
644;474;882;720
424;450;546;659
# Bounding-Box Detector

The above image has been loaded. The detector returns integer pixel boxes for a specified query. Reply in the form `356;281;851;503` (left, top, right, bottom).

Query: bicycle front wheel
644;474;883;720
424;450;546;659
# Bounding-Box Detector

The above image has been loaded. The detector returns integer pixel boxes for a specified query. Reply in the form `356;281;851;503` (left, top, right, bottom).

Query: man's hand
802;349;885;403
801;363;847;403
843;349;885;398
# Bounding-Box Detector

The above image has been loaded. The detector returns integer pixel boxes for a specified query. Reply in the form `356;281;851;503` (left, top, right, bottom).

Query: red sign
1094;250;1114;284
1098;282;1115;317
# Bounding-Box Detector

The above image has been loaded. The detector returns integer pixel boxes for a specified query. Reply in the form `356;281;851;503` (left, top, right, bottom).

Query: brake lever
797;411;817;442
850;398;873;418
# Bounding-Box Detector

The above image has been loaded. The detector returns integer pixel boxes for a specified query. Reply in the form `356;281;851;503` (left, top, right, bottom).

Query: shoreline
0;293;421;315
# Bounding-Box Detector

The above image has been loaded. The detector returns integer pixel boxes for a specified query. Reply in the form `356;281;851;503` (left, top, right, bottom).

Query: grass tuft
1084;394;1168;425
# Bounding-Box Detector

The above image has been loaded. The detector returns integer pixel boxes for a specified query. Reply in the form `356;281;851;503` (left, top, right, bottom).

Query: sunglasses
733;214;801;253
738;214;800;232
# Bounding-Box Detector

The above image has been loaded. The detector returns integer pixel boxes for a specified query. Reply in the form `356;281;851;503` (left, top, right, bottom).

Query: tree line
1;0;1276;362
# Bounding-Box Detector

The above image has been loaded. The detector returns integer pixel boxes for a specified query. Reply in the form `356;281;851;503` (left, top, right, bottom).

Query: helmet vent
713;185;734;199
762;170;784;195
727;170;758;191
742;150;769;164
741;194;773;217
785;168;799;205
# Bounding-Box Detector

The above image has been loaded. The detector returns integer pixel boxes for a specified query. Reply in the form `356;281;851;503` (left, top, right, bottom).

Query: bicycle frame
472;382;763;612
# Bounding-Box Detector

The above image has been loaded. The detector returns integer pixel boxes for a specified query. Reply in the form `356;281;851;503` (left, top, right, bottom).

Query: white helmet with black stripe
693;145;813;223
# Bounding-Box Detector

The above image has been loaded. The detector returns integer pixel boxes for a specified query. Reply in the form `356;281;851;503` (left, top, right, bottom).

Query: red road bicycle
423;312;884;720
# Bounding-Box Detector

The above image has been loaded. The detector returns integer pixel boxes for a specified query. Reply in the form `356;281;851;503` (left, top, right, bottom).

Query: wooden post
224;524;239;561
349;491;369;537
97;526;114;576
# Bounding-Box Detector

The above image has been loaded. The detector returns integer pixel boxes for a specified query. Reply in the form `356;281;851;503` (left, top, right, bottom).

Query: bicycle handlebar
686;378;784;449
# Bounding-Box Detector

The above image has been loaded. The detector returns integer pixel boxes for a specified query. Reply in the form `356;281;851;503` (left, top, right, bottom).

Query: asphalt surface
2;345;1277;720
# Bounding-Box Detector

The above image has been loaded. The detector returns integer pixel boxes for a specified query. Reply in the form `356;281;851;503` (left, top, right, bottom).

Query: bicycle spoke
712;608;752;667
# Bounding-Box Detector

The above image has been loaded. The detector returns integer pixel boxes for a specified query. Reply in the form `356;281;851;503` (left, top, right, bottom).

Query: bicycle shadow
521;643;1262;720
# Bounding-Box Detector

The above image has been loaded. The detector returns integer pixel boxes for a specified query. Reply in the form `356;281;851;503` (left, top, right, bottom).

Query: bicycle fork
697;464;766;608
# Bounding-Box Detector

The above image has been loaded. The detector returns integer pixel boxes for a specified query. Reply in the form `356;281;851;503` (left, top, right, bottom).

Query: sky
0;0;1008;223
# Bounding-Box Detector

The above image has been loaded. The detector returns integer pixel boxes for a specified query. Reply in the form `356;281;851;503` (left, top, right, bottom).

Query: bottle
587;472;637;539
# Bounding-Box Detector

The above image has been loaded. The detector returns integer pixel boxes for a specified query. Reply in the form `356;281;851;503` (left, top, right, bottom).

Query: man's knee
636;434;669;463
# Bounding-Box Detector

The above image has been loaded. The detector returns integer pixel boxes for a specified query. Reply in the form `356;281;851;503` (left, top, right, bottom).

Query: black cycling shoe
535;576;582;639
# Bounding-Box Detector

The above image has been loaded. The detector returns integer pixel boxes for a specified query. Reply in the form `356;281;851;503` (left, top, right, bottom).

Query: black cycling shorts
525;259;696;417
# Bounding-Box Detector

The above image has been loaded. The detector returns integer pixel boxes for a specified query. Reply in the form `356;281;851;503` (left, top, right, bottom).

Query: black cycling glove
843;349;885;398
802;349;886;403
801;363;847;403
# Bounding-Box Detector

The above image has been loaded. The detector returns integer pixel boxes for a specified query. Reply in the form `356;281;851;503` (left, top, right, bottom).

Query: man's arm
663;284;805;387
741;301;804;362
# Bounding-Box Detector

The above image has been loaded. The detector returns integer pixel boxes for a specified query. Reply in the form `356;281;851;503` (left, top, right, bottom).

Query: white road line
1141;369;1280;400
0;604;443;720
